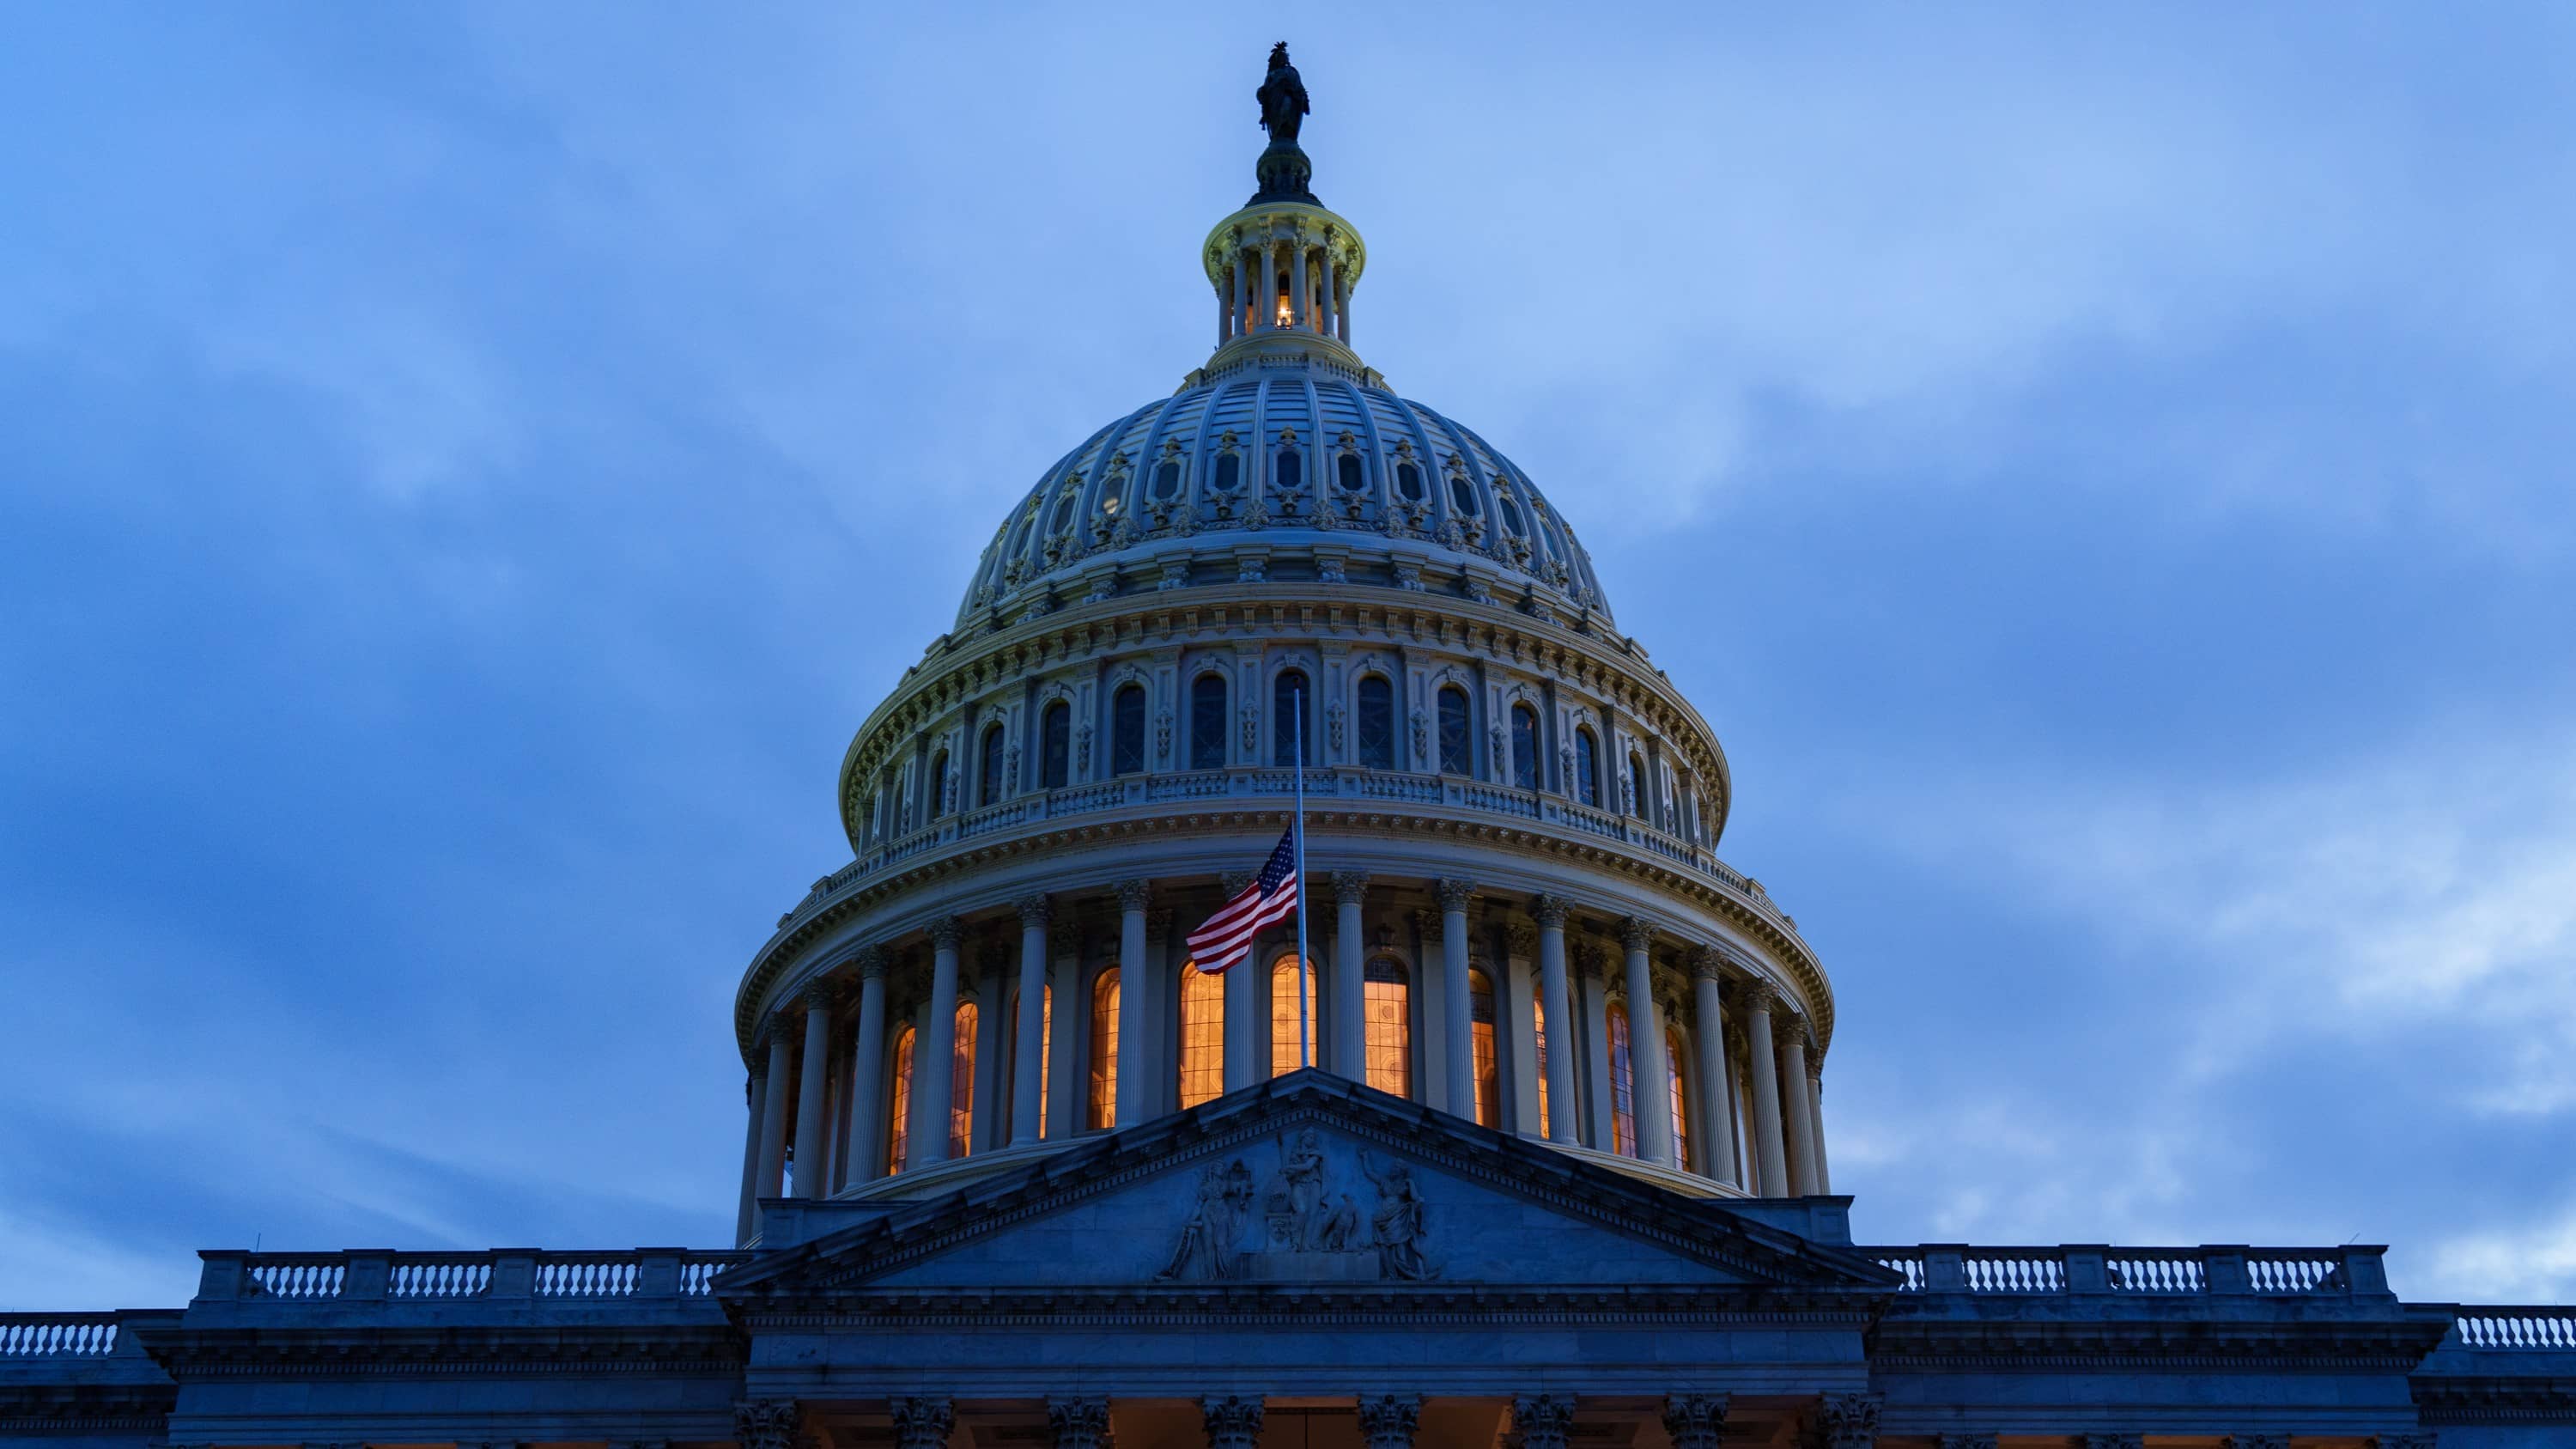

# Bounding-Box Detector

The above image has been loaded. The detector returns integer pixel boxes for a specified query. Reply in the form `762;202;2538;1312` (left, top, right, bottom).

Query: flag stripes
1185;829;1299;973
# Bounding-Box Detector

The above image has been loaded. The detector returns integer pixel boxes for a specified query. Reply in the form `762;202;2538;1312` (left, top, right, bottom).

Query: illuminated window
1112;685;1146;776
1178;962;1225;1108
1574;728;1601;808
1533;996;1551;1138
1510;705;1540;790
1270;955;1318;1075
949;1002;977;1160
1608;1002;1637;1158
1437;686;1471;776
1364;958;1411;1098
978;724;1005;807
1469;967;1499;1128
1667;1025;1692;1172
1190;674;1228;769
1355;675;1394;769
1040;983;1051;1140
885;1025;914;1176
1089;968;1120;1129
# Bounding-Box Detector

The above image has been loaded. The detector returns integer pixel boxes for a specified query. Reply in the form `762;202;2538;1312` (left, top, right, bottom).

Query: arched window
1469;967;1499;1129
1629;753;1650;819
1355;675;1394;769
1088;968;1120;1130
1111;684;1146;776
1574;728;1601;808
1275;445;1303;492
949;1001;978;1160
1178;962;1224;1108
1667;1025;1692;1172
1041;701;1071;789
1040;983;1051;1140
1510;704;1540;790
1336;452;1364;492
884;1024;915;1176
978;724;1005;807
1213;451;1242;493
1273;669;1311;767
1394;460;1425;501
1533;996;1551;1138
1270;955;1318;1075
1437;685;1472;776
1364;958;1411;1098
1190;673;1228;770
929;751;951;819
1607;1002;1637;1158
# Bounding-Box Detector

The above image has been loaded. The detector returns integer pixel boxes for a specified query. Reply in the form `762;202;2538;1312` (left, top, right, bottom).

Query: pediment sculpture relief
1157;1130;1438;1283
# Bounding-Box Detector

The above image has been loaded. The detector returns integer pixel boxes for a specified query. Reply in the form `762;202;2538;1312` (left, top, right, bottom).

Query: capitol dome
735;48;1834;1238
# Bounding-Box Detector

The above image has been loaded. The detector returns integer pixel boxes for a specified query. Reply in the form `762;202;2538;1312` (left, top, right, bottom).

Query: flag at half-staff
1185;828;1300;975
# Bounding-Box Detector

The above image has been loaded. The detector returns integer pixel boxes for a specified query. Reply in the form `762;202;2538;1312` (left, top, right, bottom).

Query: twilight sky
5;4;2575;1310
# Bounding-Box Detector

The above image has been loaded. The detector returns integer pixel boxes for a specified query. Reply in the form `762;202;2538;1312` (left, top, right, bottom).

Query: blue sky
5;3;2573;1309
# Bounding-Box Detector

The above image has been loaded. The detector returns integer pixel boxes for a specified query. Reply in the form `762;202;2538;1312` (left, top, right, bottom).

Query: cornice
737;1292;1880;1331
733;806;1832;1066
134;1324;746;1381
1869;1315;2456;1373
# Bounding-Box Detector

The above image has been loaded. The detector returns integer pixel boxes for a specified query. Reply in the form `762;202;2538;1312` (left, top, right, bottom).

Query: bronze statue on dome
1258;42;1309;144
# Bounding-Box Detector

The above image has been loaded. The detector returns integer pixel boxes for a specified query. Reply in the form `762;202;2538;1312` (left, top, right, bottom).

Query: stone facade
7;48;2569;1449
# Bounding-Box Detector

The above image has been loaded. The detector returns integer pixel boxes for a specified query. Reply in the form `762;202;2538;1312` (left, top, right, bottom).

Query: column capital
2079;1435;2145;1449
1200;1395;1265;1449
1661;1396;1729;1449
1146;906;1175;939
1571;941;1607;979
1618;915;1656;953
855;945;890;980
1504;922;1538;957
799;981;839;1015
1688;945;1726;982
928;916;966;949
1812;1392;1880;1449
1329;869;1370;906
1045;1397;1112;1449
1509;1395;1576;1449
1355;1394;1420;1449
1935;1435;1999;1449
1735;980;1781;1018
769;1013;803;1049
890;1397;955;1449
1433;877;1479;912
1115;879;1155;913
1774;1014;1815;1055
1016;894;1053;927
733;1399;800;1449
1049;923;1084;959
1531;892;1570;928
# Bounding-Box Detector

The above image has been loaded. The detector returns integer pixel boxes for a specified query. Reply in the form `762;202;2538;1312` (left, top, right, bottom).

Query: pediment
720;1072;1899;1300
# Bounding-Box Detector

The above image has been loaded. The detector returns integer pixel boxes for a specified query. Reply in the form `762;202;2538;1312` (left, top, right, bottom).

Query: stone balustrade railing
2452;1307;2576;1349
195;1249;752;1304
0;1312;122;1356
1862;1245;2385;1298
779;765;1796;940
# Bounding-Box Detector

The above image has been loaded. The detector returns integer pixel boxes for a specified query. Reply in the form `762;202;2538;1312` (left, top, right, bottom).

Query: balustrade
204;1249;751;1303
1861;1245;2391;1300
0;1313;120;1356
2455;1308;2576;1348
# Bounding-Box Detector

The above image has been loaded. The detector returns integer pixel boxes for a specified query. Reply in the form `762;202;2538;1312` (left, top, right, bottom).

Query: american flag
1185;829;1300;974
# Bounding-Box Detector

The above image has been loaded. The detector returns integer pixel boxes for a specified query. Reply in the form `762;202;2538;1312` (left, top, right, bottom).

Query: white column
734;1067;766;1245
915;918;963;1167
1291;237;1309;330
1223;874;1260;1090
754;1029;793;1211
1319;247;1338;339
1047;927;1080;1138
1230;253;1247;338
1534;896;1577;1144
792;983;835;1196
1688;948;1740;1186
1436;879;1476;1117
1115;881;1151;1127
1740;986;1789;1195
1577;946;1615;1149
1504;923;1540;1136
1012;896;1049;1146
1336;271;1352;344
1216;273;1230;344
846;949;889;1186
1619;917;1676;1167
1807;1064;1832;1193
1780;1024;1821;1196
1331;872;1367;1081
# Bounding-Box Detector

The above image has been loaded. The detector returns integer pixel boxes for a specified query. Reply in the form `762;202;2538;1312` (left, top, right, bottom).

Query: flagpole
1292;685;1312;1069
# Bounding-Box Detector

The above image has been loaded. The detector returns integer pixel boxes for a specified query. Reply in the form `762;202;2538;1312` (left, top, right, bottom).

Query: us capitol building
8;47;2570;1449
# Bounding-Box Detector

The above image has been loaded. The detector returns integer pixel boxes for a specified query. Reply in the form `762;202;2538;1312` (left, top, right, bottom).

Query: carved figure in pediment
1318;1192;1362;1251
1157;1158;1255;1282
1361;1148;1435;1281
1276;1129;1327;1248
